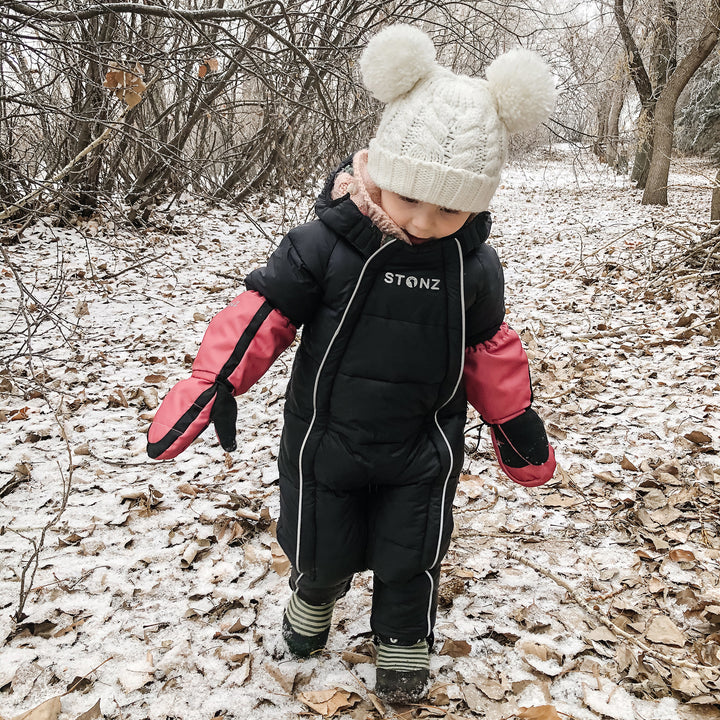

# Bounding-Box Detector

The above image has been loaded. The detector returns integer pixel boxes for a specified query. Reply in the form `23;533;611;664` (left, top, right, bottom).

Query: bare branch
4;1;279;23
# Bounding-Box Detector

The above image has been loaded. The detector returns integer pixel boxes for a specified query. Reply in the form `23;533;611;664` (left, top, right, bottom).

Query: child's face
380;190;472;244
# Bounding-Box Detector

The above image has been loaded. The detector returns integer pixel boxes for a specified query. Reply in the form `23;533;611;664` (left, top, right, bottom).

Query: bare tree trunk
651;0;677;88
631;109;654;187
606;84;625;170
643;0;720;205
613;0;652;101
615;0;679;190
593;103;609;161
614;0;654;187
712;169;720;221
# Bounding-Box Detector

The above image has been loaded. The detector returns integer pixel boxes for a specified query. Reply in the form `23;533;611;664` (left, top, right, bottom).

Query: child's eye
399;195;418;204
440;207;460;214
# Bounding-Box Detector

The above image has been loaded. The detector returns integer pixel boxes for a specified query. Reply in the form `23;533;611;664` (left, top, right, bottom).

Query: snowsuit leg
278;467;370;587
371;564;441;644
367;475;457;644
279;433;457;643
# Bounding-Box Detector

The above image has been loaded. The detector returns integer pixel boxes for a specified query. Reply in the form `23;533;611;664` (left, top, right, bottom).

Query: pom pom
360;24;437;104
485;49;556;134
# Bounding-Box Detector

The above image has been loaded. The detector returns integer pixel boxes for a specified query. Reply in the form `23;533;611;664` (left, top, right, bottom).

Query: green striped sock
376;640;429;671
285;592;335;638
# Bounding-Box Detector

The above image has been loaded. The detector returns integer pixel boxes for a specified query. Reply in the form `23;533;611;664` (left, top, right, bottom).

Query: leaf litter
0;149;719;719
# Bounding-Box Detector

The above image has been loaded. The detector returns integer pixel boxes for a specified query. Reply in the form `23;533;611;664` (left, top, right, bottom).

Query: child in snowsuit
147;25;557;703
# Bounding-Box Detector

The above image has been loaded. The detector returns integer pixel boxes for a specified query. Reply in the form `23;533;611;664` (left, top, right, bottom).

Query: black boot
282;592;334;658
374;638;430;703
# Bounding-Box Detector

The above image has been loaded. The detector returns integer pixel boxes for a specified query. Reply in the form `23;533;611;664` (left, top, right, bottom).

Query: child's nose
414;207;435;233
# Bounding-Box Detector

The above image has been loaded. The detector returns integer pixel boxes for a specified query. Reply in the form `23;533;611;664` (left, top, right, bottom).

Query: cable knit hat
360;25;556;212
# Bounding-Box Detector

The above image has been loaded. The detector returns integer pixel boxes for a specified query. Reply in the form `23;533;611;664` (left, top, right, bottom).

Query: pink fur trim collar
331;149;410;244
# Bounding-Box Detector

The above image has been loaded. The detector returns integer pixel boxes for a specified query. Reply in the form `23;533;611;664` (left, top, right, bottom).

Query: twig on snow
507;550;718;675
63;656;114;695
11;404;73;624
454;486;500;513
88;447;154;466
99;250;170;280
543;380;582;401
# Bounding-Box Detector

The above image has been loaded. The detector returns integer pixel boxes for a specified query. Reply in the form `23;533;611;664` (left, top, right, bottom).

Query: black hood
314;154;493;259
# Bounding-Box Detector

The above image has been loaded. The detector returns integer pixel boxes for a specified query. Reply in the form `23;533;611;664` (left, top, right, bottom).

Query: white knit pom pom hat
360;24;556;212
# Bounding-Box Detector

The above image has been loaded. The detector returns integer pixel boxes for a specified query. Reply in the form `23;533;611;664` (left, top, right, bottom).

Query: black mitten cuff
493;407;550;468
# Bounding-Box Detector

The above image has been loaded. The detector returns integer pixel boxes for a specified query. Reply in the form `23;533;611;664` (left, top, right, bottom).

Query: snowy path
1;151;719;720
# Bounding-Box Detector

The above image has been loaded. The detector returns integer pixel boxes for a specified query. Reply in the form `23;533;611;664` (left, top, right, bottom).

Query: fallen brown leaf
10;407;29;421
668;548;696;563
270;541;291;576
264;662;296;694
620;455;638;471
645;614;686;647
439;638;471;657
517;705;562;720
475;676;507;700
684;430;712;445
297;688;360;717
426;682;451;705
144;374;167;384
594;470;621;484
74;698;101;720
10;696;62;720
671;668;709;697
587;626;617;643
341;650;374;665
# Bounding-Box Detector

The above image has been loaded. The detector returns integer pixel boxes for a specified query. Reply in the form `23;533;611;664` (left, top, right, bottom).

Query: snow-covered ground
1;149;719;720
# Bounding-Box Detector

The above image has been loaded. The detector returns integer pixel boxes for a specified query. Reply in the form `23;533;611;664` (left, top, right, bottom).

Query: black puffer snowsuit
244;168;503;639
147;158;555;642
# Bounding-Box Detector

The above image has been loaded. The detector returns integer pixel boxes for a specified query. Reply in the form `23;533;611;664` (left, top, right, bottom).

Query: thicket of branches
0;0;562;222
1;0;719;222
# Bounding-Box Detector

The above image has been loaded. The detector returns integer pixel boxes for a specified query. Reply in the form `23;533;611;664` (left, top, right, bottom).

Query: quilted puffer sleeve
464;243;506;347
245;223;331;328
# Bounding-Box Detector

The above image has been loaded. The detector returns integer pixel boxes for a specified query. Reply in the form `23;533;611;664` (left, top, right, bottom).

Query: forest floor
1;148;719;720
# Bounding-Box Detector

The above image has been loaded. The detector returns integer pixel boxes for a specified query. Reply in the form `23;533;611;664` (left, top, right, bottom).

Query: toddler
147;24;557;704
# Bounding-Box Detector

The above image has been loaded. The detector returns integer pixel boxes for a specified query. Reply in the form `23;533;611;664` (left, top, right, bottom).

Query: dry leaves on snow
118;652;155;693
264;662;298;695
582;680;637;720
270;541;291;576
439;638;472;657
74;700;101;720
297;688;361;717
6;695;102;720
644;614;686;647
3;159;720;720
